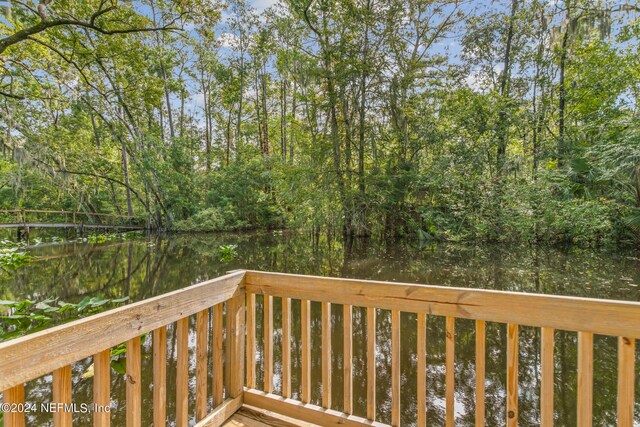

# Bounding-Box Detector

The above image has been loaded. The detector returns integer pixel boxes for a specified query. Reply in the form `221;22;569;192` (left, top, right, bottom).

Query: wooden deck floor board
222;405;320;427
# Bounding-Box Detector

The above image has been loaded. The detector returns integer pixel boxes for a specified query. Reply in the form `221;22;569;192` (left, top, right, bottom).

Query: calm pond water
1;232;639;426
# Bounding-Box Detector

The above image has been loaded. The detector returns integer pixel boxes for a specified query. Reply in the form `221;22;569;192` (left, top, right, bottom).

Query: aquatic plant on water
0;248;33;270
218;244;238;262
0;296;129;341
85;231;143;244
0;296;134;389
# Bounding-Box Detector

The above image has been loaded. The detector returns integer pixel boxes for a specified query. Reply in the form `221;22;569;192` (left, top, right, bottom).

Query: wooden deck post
2;384;25;427
226;292;246;399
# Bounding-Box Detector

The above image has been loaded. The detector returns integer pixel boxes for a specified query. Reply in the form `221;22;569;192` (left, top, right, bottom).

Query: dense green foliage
1;0;639;245
0;296;129;341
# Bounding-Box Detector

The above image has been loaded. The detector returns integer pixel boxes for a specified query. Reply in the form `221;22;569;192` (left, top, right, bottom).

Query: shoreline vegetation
1;1;639;249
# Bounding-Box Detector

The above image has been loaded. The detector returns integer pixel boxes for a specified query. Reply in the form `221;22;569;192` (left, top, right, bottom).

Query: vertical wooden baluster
126;337;141;427
367;307;376;421
53;365;72;427
176;318;189;427
617;336;635;427
264;295;274;394
94;349;111;427
226;293;246;398
152;327;166;427
391;310;401;427
506;323;518;427
540;328;554;427
445;317;455;427
282;297;292;399
343;304;353;415
321;301;332;409
246;293;256;390
475;320;485;427
301;299;311;404
417;313;427;427
212;303;224;406
577;332;593;427
3;384;25;427
196;309;208;421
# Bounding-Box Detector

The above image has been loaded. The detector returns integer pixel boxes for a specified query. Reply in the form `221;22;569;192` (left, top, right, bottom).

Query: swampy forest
0;0;639;245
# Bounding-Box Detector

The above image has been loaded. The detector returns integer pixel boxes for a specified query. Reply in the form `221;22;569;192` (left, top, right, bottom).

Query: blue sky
250;0;279;11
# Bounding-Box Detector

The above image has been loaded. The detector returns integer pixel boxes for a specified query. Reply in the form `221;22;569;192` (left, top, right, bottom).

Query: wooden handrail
0;209;146;220
0;270;244;390
243;270;640;338
244;270;639;427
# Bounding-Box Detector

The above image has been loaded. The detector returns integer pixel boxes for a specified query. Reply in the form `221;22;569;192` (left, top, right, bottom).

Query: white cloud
219;32;239;48
250;0;278;11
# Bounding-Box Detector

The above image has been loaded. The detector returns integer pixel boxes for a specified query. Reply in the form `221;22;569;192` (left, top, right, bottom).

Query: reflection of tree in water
2;233;640;425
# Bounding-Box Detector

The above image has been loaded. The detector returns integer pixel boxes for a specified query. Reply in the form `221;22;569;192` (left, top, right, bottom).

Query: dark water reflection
1;232;639;426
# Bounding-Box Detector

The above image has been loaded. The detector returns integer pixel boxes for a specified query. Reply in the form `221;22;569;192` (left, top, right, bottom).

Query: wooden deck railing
0;269;638;426
0;271;245;427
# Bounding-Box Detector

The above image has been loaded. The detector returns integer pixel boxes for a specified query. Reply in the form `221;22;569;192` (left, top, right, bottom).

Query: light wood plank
282;297;292;399
153;327;166;427
322;301;332;409
176;317;189;427
244;271;640;338
126;337;141;427
367;307;376;421
196;309;209;421
246;293;256;389
577;332;593;427
506;323;518;427
445;317;455;427
417;313;426;427
0;271;244;391
301;299;311;404
232;405;318;427
264;295;274;394
475;320;485;427
226;293;246;399
343;304;353;415
212;303;224;406
194;395;243;427
617;336;635;427
244;389;388;427
540;328;554;427
93;349;111;427
53;365;72;427
2;384;25;427
391;310;400;427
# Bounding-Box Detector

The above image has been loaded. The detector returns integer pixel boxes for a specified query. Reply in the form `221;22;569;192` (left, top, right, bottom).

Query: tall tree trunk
255;66;264;152
121;140;134;216
90;112;100;148
160;61;175;139
290;80;296;161
179;84;185;138
532;7;546;179
226;109;232;166
281;79;287;161
261;64;269;155
202;78;211;172
558;23;570;166
356;0;372;235
236;53;244;159
496;0;518;175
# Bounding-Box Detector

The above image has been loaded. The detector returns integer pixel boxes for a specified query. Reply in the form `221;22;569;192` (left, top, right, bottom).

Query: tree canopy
1;0;639;245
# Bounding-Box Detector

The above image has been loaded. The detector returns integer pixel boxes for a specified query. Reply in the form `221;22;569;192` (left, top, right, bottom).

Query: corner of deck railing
226;269;248;290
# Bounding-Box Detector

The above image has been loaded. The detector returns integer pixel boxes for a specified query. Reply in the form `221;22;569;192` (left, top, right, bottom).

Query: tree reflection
2;233;639;425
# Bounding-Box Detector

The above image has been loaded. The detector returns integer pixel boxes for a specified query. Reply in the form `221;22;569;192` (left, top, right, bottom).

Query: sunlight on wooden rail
0;269;638;427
